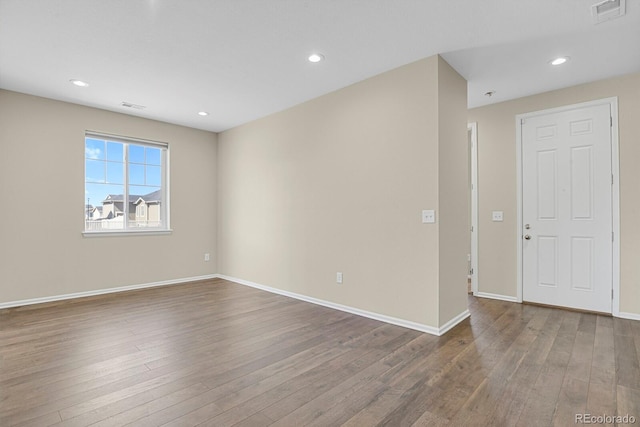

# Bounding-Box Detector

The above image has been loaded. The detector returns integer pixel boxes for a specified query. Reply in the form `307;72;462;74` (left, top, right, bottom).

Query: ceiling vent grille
121;102;146;110
592;0;626;24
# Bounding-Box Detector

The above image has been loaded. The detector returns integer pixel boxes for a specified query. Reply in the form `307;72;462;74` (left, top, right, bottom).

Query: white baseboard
1;273;477;336
474;292;640;321
475;291;520;303
217;274;469;336
0;274;219;310
617;311;640;321
439;309;471;335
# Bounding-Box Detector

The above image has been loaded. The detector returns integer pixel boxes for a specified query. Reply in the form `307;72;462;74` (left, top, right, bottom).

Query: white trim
84;132;170;233
82;229;173;237
86;130;169;148
0;274;218;309
516;114;524;303
610;100;620;317
165;145;171;230
439;309;471;335
475;292;520;303
516;97;620;314
617;312;640;321
217;274;469;336
469;122;479;295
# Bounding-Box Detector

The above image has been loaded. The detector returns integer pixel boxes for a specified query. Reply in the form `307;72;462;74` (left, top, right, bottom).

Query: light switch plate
492;211;504;221
422;210;436;224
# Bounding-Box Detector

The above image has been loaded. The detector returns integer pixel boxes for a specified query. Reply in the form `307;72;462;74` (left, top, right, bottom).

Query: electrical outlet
336;272;343;284
492;211;504;221
204;253;210;262
422;209;436;223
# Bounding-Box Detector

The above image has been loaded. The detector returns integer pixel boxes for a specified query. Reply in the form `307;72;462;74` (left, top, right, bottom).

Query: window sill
82;229;173;238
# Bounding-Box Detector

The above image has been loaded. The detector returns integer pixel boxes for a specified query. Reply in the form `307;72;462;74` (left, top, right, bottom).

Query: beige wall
468;72;640;316
0;90;218;304
437;57;470;325
218;55;469;329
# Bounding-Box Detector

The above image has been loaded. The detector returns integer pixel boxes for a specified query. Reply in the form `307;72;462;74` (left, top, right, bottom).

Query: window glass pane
129;144;145;164
128;185;162;229
85;160;105;182
106;162;123;184
106;142;123;161
146;165;161;186
85;139;105;160
129;186;143;197
85;183;125;230
85;134;168;233
146;147;161;165
128;185;158;197
129;163;145;185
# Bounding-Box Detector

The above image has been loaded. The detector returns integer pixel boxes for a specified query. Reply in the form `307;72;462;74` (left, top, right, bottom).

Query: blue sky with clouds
85;138;162;208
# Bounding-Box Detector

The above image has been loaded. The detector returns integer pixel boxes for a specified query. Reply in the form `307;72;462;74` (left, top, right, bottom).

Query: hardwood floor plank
376;305;539;426
585;314;617;417
341;386;406;427
12;410;62;427
224;412;274;427
549;316;596;426
486;309;564;425
614;334;640;389
165;346;393;427
613;317;636;337
551;377;589;426
54;383;211;427
131;346;368;426
515;311;580;426
577;312;597;334
617;385;640;422
445;307;553;426
410;409;450;426
255;347;390;423
170;332;398;425
1;279;638;427
224;332;432;426
127;323;388;426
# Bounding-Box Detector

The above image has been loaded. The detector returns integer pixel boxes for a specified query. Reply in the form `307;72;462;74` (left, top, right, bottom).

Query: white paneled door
522;103;612;313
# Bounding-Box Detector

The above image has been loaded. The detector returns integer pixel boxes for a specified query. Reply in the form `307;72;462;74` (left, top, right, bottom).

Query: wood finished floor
1;279;639;426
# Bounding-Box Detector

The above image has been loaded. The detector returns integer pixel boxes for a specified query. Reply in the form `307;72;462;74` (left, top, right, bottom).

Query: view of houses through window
84;133;168;232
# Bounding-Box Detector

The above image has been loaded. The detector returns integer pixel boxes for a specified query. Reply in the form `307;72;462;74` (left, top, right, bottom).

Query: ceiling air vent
121;101;146;110
591;0;626;24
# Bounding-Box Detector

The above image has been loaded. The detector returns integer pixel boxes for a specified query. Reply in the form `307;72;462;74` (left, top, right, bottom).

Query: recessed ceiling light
308;53;324;63
198;111;209;116
70;79;89;87
550;56;570;66
121;101;146;110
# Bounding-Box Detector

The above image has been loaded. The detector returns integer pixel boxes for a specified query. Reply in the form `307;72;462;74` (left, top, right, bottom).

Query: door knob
524;234;531;240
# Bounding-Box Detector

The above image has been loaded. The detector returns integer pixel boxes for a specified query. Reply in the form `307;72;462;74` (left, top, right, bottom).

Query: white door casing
469;122;478;295
519;100;617;313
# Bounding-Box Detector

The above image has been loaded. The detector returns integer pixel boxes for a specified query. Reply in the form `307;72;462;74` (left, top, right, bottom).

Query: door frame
515;97;620;315
469;122;479;295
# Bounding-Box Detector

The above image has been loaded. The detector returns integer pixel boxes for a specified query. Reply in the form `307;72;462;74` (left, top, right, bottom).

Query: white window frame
83;131;171;236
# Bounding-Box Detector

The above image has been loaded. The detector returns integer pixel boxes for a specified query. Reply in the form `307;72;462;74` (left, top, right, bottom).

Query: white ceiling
1;0;638;133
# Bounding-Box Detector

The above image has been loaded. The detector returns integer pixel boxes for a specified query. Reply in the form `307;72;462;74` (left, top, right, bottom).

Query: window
84;132;169;233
